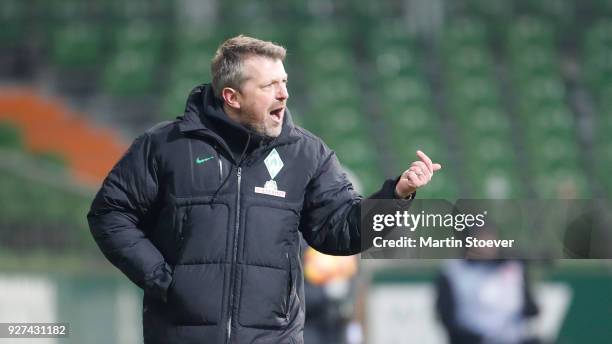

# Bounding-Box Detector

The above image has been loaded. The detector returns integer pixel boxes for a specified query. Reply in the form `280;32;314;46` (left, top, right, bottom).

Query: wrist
394;187;416;200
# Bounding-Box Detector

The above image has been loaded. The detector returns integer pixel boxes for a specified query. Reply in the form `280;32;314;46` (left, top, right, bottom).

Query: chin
264;130;281;138
262;124;282;138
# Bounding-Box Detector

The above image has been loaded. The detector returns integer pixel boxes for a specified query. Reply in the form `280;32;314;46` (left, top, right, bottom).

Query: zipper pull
178;210;189;241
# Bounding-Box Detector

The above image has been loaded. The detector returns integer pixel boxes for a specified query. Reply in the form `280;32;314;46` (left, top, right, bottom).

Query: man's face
234;55;289;138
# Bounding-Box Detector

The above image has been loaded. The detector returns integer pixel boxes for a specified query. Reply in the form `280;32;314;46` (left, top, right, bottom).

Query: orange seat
0;88;128;187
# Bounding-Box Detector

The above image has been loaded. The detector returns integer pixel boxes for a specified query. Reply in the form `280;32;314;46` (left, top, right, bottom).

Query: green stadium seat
102;50;157;96
321;106;367;136
521;77;566;103
332;136;377;167
380;77;431;106
174;27;221;54
51;22;104;68
444;18;488;47
114;20;166;53
308;49;357;77
464;137;517;170
393;134;445;164
107;0;173;19
415;169;458;200
0;0;26;49
509;16;555;47
517;0;574;25
462;0;512;21
448;76;500;110
170;49;214;83
456;105;510;133
372;46;420;79
160;77;202;119
298;23;350;51
237;22;293;49
593;139;612;197
446;46;493;77
510;47;558;78
366;21;415;52
533;168;590;198
0;167;93;252
0;121;23;150
585;20;612;50
527;136;579;173
469;167;524;199
592;111;612;147
385;104;439;133
350;0;401;19
524;105;574;136
308;78;360;107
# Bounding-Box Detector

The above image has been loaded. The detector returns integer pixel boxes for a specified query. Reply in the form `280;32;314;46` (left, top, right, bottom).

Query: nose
277;83;289;101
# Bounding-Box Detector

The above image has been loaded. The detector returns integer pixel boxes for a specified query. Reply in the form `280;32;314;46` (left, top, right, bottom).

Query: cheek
252;105;266;121
256;97;272;118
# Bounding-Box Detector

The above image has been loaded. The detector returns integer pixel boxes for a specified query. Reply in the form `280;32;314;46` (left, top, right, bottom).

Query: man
88;35;441;344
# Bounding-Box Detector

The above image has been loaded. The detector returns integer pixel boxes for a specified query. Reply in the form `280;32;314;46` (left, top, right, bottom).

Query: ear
222;87;241;110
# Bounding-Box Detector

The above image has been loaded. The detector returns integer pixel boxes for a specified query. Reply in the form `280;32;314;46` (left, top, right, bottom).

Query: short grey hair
211;35;287;98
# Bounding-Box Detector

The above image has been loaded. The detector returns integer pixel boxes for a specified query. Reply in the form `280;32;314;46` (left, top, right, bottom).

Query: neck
222;103;243;127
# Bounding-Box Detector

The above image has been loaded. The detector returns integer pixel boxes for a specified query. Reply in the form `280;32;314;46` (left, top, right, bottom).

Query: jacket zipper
175;209;189;261
226;166;242;343
286;252;292;319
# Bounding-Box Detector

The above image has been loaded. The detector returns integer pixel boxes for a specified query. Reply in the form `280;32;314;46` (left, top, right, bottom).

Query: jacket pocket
238;263;292;329
285;253;294;318
175;202;229;264
167;264;224;325
174;207;190;255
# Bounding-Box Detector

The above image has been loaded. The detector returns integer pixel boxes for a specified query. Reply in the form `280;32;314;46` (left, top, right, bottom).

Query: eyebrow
274;75;288;81
264;75;288;85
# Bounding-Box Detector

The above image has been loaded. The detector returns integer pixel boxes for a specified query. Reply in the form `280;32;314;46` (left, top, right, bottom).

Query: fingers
407;170;421;184
408;165;428;184
398;151;442;193
416;150;433;173
417;150;442;172
406;170;425;188
410;162;431;181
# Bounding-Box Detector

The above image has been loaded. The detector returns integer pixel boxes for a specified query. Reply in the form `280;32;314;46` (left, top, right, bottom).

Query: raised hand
395;150;442;198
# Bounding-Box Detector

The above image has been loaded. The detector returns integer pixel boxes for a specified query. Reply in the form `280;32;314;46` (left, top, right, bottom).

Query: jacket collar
177;84;300;147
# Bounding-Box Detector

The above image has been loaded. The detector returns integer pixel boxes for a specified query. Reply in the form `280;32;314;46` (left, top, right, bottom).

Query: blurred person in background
303;244;359;344
435;229;540;344
87;35;441;343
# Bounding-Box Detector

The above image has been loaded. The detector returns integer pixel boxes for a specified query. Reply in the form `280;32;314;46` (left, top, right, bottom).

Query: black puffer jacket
87;84;401;344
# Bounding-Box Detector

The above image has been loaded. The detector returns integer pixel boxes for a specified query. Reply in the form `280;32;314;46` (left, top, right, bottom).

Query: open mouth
269;107;284;122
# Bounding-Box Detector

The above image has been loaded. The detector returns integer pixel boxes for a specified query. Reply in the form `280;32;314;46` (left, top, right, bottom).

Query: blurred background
0;0;611;343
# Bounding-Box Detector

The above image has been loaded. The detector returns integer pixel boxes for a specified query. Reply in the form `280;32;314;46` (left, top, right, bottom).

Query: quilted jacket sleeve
299;140;406;256
87;133;172;301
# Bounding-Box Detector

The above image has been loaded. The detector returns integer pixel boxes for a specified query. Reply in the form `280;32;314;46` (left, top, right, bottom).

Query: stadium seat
365;21;416;53
469;167;524;199
0;121;23;150
113;20;166;53
444;18;487;48
102;50;157;96
509;16;555;47
0;0;26;50
51;22;104;68
372;46;420;79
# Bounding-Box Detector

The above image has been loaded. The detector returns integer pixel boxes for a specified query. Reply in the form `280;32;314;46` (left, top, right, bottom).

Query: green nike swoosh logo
195;156;214;164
